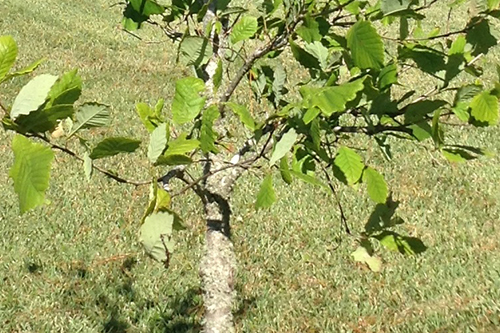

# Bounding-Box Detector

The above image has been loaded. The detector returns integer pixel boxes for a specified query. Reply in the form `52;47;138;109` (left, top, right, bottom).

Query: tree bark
200;159;239;332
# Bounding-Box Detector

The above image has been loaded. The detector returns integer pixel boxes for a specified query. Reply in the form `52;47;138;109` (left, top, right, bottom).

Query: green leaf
83;151;92;181
431;109;444;147
139;211;175;262
200;105;220;153
2;58;44;84
269;128;298;165
374;231;427;255
290;170;328;189
304;41;329;70
165;133;200;156
290;39;320;69
179;36;213;67
155;154;193;166
89;137;141;159
470;91;498;125
122;0;165;31
214;59;223;92
154;187;171;212
451;101;470;122
11;74;58;120
9;135;54;214
400;16;409;40
488;0;500;10
351;245;382;272
129;0;164;15
69;103;110;137
147;123;168;163
303;107;320;124
261;0;283;14
309;118;321;150
378;63;398;90
334;146;364;185
363;167;388;204
449;35;466;55
136;102;161;132
230;16;258;44
455;84;483;103
347;21;384;70
15;104;75;133
296;14;322;43
0;35;17;82
141;182;158;224
272;63;286;104
46;69;82;107
225;102;256;131
279;157;293;184
255;174;276;209
300;78;365;116
381;0;414;16
172;77;206;125
154;98;164;116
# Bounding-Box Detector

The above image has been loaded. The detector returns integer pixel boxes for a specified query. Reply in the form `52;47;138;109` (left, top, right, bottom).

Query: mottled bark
199;157;241;332
199;2;238;330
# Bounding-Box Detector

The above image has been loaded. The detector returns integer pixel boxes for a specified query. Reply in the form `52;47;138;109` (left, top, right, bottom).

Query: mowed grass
0;1;499;332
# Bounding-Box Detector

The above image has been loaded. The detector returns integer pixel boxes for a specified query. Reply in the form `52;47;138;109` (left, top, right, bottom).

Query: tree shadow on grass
25;253;255;332
44;255;203;333
364;195;427;255
147;288;203;333
103;309;130;333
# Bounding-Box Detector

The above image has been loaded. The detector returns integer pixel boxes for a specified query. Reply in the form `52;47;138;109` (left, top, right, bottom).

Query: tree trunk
200;159;239;332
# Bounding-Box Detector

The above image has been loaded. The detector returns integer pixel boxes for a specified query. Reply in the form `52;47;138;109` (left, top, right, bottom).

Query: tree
1;0;499;331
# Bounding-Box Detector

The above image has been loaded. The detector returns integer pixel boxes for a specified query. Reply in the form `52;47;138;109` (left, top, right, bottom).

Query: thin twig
312;155;351;235
27;134;151;186
219;6;305;104
0;100;8;117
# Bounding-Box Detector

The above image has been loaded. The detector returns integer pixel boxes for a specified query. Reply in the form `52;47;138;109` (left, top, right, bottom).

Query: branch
146;20;184;42
27;134;151;186
171;123;277;198
219;37;287;104
219;6;306;104
317;158;351;235
415;0;439;12
337;125;412;136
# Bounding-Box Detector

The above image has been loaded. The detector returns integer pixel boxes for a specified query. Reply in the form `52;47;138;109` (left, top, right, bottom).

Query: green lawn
1;1;499;332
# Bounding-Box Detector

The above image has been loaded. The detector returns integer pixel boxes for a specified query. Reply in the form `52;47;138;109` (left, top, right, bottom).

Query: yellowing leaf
351;246;382;272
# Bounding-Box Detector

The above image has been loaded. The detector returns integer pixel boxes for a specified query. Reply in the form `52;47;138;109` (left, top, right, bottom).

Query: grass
1;0;500;332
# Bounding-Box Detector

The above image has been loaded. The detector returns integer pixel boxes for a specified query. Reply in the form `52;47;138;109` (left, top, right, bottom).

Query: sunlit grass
0;0;499;332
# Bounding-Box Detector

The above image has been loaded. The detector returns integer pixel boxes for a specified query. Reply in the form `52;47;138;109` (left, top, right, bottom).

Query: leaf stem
27;133;151;186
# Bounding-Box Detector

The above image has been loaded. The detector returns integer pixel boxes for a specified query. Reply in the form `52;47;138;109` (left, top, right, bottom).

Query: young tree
1;0;499;331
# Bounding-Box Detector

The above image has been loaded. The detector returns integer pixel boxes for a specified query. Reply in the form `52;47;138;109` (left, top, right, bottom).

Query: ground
0;1;499;332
